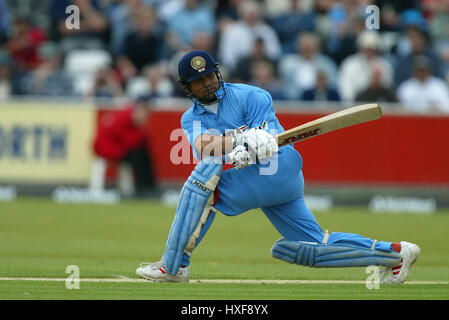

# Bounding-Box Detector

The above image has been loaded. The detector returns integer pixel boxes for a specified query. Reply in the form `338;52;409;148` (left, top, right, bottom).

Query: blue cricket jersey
181;82;286;157
180;82;304;215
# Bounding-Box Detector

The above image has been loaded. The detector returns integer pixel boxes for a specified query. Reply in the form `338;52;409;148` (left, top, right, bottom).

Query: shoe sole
136;270;158;282
136;270;189;283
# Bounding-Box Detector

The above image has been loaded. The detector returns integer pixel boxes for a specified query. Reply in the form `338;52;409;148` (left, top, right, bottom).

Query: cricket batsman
136;50;420;284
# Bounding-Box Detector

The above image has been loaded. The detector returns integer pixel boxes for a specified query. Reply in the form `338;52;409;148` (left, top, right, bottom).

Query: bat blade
276;104;382;147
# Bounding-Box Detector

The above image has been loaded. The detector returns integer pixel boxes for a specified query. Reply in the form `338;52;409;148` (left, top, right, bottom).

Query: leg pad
163;158;222;274
271;238;401;268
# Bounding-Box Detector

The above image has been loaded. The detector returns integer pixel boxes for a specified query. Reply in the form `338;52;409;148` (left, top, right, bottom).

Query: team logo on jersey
191;56;206;72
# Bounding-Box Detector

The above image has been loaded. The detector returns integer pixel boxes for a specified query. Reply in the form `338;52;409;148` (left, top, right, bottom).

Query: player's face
189;72;220;103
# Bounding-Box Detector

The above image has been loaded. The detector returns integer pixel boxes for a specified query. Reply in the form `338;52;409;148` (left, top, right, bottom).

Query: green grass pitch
0;197;448;300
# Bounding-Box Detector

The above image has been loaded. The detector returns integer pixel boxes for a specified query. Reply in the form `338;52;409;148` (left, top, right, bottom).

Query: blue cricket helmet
178;50;219;85
177;50;226;105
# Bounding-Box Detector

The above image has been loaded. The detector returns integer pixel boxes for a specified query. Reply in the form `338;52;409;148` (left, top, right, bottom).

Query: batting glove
233;128;279;161
229;145;253;169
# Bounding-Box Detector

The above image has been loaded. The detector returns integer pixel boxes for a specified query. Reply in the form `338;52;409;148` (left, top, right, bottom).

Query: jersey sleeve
245;88;284;135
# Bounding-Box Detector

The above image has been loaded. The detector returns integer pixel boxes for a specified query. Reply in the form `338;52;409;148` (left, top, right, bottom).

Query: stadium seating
64;49;112;95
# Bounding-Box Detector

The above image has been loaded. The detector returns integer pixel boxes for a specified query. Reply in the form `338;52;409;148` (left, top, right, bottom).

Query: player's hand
229;145;253;169
233;128;279;161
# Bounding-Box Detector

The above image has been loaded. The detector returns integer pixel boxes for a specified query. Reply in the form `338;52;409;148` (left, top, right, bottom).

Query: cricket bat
276;104;382;147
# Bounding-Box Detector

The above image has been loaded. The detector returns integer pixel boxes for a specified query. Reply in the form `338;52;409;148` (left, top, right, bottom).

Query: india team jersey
180;82;302;215
181;82;287;159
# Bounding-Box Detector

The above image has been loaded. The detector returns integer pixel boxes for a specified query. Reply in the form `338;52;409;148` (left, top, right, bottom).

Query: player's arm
194;133;234;157
193;132;257;169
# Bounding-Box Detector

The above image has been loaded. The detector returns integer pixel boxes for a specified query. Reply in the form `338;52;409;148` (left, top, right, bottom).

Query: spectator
231;37;277;83
375;0;421;14
16;42;75;97
113;55;138;89
0;0;9;45
93;96;157;196
302;68;340;102
249;59;285;100
395;9;429;57
6;17;48;71
378;3;401;32
89;66;124;99
0;50;11;99
279;32;339;100
264;0;314;18
50;0;109;53
313;0;334;39
107;0;143;55
429;1;449;81
268;0;316;54
215;0;242;21
394;9;444;86
190;31;216;54
355;65;397;103
424;0;449;44
215;0;242;48
151;0;185;23
397;55;449;113
375;4;403;61
118;5;165;72
435;42;449;84
339;31;394;102
318;1;359;66
218;0;281;70
126;63;174;99
167;0;216;52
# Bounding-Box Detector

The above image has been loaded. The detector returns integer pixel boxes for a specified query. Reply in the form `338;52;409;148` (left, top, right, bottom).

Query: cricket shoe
381;241;420;284
136;261;190;283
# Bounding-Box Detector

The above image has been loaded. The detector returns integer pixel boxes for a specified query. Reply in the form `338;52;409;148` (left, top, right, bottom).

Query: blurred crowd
0;0;449;112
